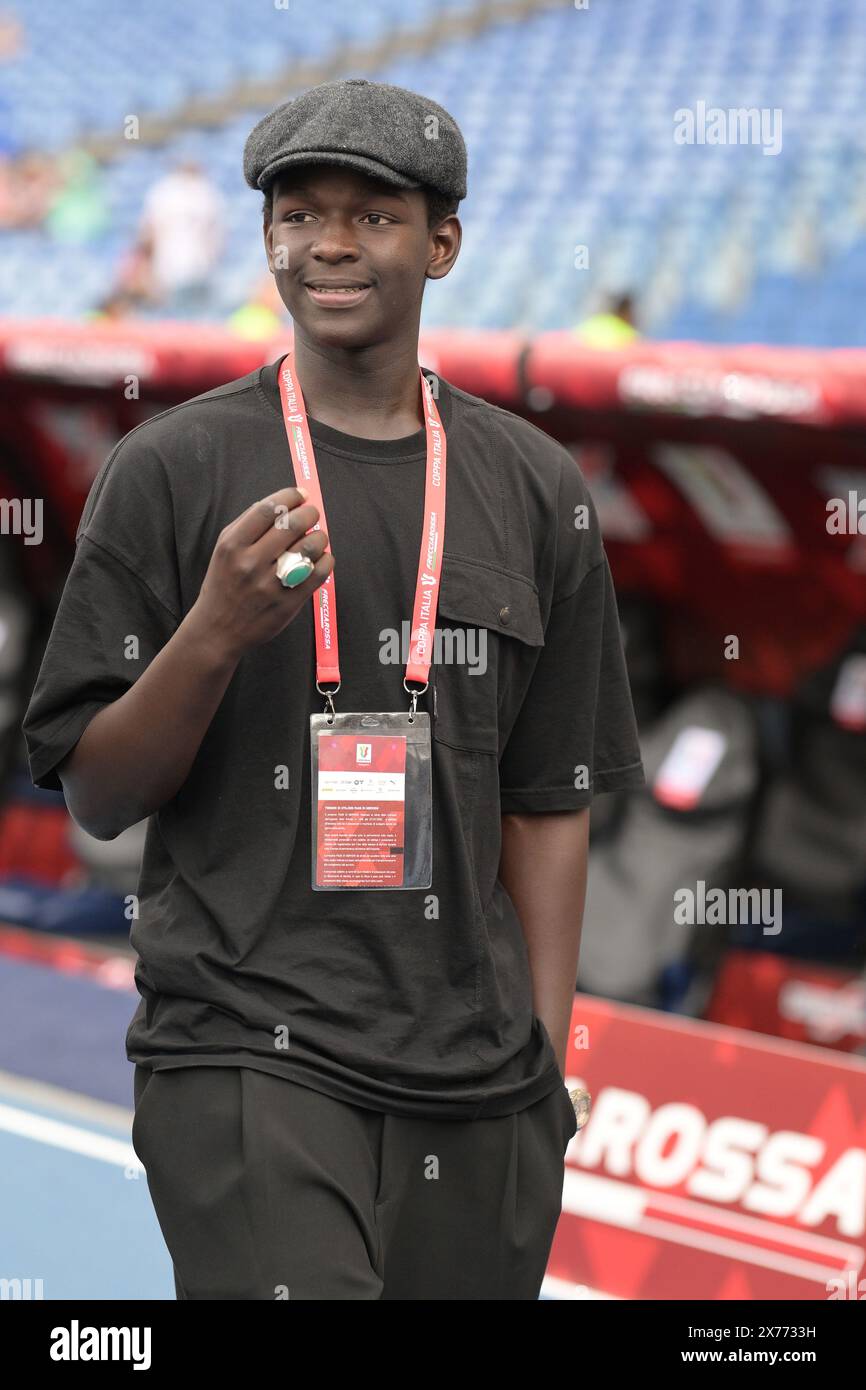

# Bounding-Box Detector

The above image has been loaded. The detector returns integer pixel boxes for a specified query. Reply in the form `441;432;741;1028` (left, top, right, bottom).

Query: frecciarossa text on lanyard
277;353;447;719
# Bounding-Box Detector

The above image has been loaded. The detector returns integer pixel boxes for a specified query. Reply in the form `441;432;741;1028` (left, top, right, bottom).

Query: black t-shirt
22;354;645;1118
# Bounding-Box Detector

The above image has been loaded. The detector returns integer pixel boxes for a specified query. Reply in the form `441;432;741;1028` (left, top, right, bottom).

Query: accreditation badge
310;711;433;890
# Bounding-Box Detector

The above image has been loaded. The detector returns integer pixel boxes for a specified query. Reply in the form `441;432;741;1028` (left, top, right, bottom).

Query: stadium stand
0;0;865;341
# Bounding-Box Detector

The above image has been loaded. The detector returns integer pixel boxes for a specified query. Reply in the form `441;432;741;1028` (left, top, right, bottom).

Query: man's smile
304;280;373;308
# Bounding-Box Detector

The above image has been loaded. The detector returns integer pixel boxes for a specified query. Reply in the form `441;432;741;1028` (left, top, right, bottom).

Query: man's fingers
269;527;330;574
253;507;328;567
229;487;316;546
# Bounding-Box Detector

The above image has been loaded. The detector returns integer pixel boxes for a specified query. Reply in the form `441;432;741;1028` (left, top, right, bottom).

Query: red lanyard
277;352;447;713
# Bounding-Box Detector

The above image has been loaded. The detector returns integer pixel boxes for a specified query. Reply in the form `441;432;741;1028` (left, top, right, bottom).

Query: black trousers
132;1064;576;1300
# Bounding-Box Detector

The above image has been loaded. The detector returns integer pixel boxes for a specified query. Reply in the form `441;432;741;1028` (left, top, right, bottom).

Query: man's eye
362;213;392;225
283;211;311;223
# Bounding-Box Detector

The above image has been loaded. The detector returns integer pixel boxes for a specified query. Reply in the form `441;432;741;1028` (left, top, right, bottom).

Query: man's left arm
496;454;645;1074
498;808;590;1075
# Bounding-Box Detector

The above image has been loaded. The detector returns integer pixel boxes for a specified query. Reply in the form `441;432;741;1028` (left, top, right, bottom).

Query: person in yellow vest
574;291;639;348
227;270;289;339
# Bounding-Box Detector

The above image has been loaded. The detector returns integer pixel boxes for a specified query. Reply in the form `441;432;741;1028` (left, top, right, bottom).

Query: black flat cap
243;77;467;203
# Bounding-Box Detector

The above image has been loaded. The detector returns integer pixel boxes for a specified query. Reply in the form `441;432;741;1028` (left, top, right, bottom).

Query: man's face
264;162;458;348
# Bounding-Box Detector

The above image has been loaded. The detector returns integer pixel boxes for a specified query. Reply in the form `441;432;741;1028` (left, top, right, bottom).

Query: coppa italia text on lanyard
277;352;445;892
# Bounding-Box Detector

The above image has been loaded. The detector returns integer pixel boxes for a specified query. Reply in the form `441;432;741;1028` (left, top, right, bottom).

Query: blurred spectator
0;150;55;228
45;149;108;245
0;9;22;61
113;233;155;307
0;155;15;224
574;291;640;348
227;271;288;339
789;210;823;273
137;158;225;315
90;231;155;324
86;289;142;322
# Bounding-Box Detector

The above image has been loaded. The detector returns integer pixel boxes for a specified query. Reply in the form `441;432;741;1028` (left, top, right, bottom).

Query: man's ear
426;215;461;283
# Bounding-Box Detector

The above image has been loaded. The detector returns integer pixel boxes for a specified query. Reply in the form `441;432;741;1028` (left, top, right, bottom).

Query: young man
22;78;645;1300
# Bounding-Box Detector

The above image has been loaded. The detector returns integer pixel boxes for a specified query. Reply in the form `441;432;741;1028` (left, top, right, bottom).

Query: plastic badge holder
310;711;432;890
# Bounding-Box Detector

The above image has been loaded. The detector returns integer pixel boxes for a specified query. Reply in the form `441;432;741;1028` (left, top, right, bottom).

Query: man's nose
309;218;361;259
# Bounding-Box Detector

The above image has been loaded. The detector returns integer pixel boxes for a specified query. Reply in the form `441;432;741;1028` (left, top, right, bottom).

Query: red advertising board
550;995;866;1301
707;950;866;1054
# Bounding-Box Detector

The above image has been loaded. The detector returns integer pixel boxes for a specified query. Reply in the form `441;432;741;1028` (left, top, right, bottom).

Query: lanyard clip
403;676;428;723
316;680;340;725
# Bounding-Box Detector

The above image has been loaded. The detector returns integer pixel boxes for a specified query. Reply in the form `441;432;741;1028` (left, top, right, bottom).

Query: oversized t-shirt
21;354;645;1119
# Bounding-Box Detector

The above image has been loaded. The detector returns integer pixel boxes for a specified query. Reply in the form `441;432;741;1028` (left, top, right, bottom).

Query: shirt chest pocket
431;554;545;754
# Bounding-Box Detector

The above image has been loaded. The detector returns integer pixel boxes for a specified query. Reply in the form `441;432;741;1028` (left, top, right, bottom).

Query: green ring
279;554;315;588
